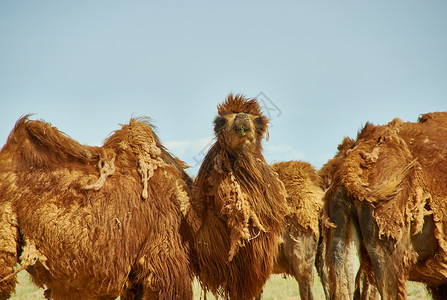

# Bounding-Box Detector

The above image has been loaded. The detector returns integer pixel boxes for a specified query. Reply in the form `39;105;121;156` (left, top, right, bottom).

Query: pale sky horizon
1;1;446;176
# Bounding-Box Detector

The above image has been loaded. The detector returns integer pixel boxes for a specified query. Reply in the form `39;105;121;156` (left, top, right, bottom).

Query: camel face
214;112;266;153
193;94;289;300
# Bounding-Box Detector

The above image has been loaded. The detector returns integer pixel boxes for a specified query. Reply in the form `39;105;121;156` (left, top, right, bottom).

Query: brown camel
0;116;193;299
323;112;447;299
184;94;290;300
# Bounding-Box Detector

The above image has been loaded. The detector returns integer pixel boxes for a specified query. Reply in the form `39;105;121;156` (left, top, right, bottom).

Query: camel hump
418;112;447;124
4;115;98;169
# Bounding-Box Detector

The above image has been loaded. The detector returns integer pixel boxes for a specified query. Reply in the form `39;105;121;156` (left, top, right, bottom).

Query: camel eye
214;116;227;133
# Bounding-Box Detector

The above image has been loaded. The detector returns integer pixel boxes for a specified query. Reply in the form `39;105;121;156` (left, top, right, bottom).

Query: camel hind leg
326;188;362;300
255;226;317;300
0;206;20;299
315;226;331;300
282;224;318;300
356;203;413;300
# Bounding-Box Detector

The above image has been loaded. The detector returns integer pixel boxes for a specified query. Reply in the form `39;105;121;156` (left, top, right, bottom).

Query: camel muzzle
233;114;251;136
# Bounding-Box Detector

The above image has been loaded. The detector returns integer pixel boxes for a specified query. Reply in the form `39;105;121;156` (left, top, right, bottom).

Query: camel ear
254;116;268;134
214;116;227;133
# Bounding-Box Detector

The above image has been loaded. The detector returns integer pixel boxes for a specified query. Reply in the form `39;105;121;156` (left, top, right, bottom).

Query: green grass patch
11;270;431;299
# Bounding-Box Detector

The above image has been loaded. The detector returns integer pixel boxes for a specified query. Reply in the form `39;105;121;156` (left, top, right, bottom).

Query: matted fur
271;161;322;237
323;112;447;299
0;116;193;299
189;94;289;300
318;136;355;190
320;136;379;300
331;118;425;241
270;161;324;300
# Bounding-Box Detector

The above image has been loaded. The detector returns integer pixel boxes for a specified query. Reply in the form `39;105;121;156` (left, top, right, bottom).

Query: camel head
214;93;269;153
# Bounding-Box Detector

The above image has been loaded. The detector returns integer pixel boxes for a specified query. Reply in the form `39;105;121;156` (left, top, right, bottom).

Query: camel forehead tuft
217;93;264;117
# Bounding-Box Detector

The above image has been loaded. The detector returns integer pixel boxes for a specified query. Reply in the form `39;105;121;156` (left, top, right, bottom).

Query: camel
323;112;447;299
268;160;324;300
183;94;290;300
0;116;193;299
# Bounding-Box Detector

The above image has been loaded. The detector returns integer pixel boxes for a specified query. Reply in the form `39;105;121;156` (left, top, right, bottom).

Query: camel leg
129;267;192;300
326;188;361;300
0;250;18;300
0;252;18;300
289;232;317;300
121;250;192;300
315;233;330;300
135;242;193;300
0;206;19;300
357;203;410;300
298;279;314;300
353;266;380;300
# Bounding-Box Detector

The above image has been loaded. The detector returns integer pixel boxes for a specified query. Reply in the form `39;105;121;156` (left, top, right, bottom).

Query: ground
10;270;430;299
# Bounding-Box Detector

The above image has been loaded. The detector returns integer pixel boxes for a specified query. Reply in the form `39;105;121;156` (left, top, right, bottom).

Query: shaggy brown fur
319;136;355;190
323;112;447;299
320;136;379;300
187;94;289;300
270;161;323;300
318;137;355;300
271;161;322;237
0;116;193;300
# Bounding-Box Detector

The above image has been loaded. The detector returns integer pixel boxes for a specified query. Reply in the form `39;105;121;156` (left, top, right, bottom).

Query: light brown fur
269;161;324;300
187;94;289;300
323;112;447;299
0;116;193;300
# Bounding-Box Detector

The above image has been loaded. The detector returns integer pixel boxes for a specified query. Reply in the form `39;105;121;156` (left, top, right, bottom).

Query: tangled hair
319;136;355;190
271;161;323;237
217;93;264;117
322;112;447;299
0;115;193;299
189;94;289;300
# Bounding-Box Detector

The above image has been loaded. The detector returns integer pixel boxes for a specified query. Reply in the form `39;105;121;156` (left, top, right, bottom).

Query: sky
1;1;446;176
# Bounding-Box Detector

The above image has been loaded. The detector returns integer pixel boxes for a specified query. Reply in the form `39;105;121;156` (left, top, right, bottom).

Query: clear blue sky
1;1;446;175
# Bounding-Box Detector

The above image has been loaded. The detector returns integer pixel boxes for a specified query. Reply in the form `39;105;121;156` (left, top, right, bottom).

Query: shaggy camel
323;112;447;299
268;161;324;300
319;137;379;300
184;94;290;300
0;116;193;299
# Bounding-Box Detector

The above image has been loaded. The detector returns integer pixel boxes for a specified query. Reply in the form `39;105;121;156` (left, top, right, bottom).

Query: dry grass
10;270;431;299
